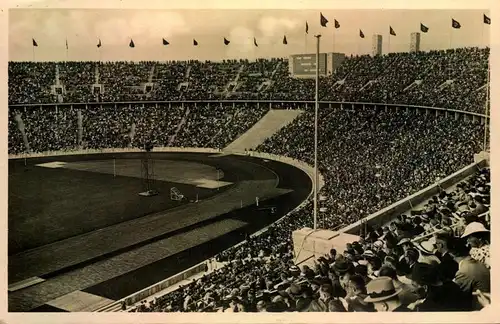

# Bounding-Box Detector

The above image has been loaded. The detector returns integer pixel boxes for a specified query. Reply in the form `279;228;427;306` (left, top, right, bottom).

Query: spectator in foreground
409;263;472;311
447;236;490;310
434;232;459;282
461;222;490;269
364;276;411;312
378;266;418;306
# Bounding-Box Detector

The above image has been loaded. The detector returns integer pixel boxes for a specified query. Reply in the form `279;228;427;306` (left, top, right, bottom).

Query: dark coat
414;281;473;312
438;252;459;282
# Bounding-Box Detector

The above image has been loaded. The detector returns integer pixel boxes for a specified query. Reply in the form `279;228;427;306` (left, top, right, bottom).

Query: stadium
8;9;491;313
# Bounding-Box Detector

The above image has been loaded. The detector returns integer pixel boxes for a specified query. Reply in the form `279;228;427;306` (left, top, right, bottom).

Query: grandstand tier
9;47;489;114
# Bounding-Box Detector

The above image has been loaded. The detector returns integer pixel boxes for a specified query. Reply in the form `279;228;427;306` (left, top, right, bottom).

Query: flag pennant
420;23;429;33
334;19;340;29
162;38;169;45
32;38;38;47
283;35;288;45
320;12;328;27
65;38;68;50
193;39;198;46
306;21;309;34
359;30;365;38
97;39;102;48
452;18;461;29
254;37;258;47
224;37;230;45
484;14;491;25
390;26;396;36
129;39;135;48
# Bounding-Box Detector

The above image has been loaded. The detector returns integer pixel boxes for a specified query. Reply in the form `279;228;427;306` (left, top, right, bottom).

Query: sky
8;6;492;61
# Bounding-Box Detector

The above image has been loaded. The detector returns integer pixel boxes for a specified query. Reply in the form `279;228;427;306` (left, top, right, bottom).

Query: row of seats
8;47;489;113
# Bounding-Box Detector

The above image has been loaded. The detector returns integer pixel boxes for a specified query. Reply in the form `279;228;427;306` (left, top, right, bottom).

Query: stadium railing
338;154;489;238
8;100;489;123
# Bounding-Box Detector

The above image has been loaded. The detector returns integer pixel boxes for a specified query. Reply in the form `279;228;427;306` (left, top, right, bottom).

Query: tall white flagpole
314;34;321;230
483;60;490;151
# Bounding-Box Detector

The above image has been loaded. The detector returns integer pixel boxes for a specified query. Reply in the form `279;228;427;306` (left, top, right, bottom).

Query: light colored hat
364;276;402;303
414;240;436;255
461;222;489;238
397;238;411;246
362;250;376;258
358;259;369;266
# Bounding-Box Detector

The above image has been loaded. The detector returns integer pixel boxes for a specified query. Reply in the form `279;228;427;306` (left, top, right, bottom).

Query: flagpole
483;61;490;151
481;23;485;48
305;33;308;53
388;35;391;54
32;45;35;61
313;34;321;230
450;29;453;50
332;29;335;54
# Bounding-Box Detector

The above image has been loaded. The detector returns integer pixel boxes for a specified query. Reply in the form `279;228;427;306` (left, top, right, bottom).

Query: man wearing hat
333;259;354;293
364;276;411;312
345;274;376;312
414;240;441;266
461;222;490;269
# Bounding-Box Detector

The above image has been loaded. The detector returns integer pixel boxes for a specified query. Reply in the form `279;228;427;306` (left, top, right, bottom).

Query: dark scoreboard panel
291;53;327;75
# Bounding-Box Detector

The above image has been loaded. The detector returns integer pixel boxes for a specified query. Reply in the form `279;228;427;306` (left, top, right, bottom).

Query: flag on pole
32;38;38;47
224;37;230;45
359;30;365;38
390;26;396;36
283;35;288;44
484;14;491;25
65;38;68;50
452;18;461;29
334;19;340;29
420;23;429;33
254;37;258;47
162;38;169;45
193;39;198;46
320;12;328;27
97;39;102;48
306;21;309;34
129;39;135;48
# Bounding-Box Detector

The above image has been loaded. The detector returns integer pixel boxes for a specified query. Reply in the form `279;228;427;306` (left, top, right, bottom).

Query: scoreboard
290;53;328;76
289;52;345;78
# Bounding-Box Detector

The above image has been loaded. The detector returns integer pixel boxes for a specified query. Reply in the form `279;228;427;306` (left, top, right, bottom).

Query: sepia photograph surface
2;0;498;322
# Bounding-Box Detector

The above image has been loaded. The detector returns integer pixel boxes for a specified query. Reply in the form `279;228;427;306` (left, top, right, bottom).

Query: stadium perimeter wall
8;100;489;125
339;153;489;237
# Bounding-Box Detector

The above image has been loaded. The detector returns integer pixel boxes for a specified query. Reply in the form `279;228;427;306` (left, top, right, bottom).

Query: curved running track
8;152;311;312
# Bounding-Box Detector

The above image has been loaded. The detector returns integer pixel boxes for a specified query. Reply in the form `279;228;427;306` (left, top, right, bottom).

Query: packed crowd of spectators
9;47;489;113
132;168;490;312
258;108;483;229
9;62;57;104
8;103;266;154
58;62;96;103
